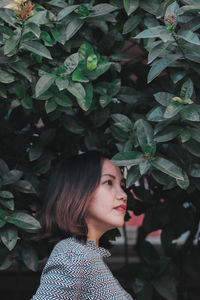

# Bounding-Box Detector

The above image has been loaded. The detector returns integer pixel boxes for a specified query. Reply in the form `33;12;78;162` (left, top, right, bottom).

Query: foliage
0;0;200;299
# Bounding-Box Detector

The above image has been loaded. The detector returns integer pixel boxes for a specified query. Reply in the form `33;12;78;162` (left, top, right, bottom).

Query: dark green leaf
111;151;143;166
35;74;56;98
0;191;13;199
164;102;183;118
148;54;182;83
45;98;57;114
55;94;72;107
153;274;177;300
64;53;79;74
89;4;118;17
57;5;78;21
66;18;84;41
21;41;52;59
154;92;174;107
123;15;141;34
0;70;14;84
8;212;41;230
1;227;17;251
124;0;139;16
99;95;112;108
14;180;36;194
180;106;200;121
112;114;132;132
126;165;140;188
22;246;38;271
87;61;111;80
151;157;184;180
2;170;23;185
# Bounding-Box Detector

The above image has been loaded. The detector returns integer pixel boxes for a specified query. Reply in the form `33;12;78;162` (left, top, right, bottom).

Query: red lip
114;204;127;210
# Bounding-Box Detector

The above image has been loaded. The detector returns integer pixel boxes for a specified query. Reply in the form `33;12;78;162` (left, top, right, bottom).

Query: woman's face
85;159;127;236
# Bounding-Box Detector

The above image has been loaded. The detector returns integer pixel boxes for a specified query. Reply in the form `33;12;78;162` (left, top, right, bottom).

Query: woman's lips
114;205;127;212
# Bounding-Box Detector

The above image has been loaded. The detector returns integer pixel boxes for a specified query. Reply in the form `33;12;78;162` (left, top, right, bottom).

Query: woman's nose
117;188;127;202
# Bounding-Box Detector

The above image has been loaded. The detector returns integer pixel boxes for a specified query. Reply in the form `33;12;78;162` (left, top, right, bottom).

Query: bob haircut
37;151;113;246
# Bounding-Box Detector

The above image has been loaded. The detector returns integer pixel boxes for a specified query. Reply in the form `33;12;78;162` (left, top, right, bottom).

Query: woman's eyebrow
102;174;124;182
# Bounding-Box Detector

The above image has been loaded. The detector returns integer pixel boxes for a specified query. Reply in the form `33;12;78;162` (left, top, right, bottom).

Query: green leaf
109;79;121;96
184;140;200;158
99;95;112;108
188;163;200;178
4;34;20;55
180;129;191;143
112;114;132;132
11;62;32;82
21;96;33;109
164;102;183;118
87;61;111;80
180;106;200;121
180;79;194;99
154;126;181;143
87;54;98;71
178;30;200;45
190;128;200;142
111;151;144;166
0;191;13;199
148;41;171;64
135;119;156;156
148;54;182;83
22;246;38;271
57;5;78;21
29;145;42;162
67;81;87;110
26;22;41;38
55;94;72;107
123;15;141;34
78;43;93;61
64;53;79;74
0;69;14;84
2;170;23;185
55;77;69;91
66;18;84;41
147;106;165;122
124;0;139;15
89;4;118;17
35;74;56;98
8;212;41;230
154;92;174;107
72;69;89;82
0;198;14;211
151;157;184;180
176;171;190;190
153;274;177;300
21;41;52;60
84;82;93;111
41;31;54;47
14;180;36;194
135;26;166;39
45;99;57;114
126;165;140;188
139;160;151;175
180;4;200;14
1;227;17;251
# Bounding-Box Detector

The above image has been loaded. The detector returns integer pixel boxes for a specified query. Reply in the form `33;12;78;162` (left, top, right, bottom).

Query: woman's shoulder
50;237;93;259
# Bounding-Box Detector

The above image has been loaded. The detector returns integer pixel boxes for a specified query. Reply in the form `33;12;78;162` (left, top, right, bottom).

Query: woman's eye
121;184;126;190
104;180;113;186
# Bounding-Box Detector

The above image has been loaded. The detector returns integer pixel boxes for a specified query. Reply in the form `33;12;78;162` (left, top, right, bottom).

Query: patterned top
31;237;133;299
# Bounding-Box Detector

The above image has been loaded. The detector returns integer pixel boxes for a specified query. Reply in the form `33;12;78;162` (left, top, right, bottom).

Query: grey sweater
31;237;133;299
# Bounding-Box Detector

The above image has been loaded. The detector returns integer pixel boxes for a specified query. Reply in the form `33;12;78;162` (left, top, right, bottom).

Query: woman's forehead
101;159;123;178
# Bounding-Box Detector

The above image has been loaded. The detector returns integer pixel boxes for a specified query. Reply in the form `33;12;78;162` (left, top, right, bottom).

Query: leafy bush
1;0;200;299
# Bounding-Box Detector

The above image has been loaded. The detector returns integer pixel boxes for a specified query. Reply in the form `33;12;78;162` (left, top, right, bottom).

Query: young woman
31;151;133;299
